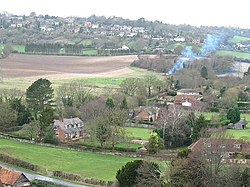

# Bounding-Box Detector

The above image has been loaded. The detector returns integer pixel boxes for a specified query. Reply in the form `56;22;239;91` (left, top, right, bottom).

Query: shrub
210;107;219;112
177;148;191;158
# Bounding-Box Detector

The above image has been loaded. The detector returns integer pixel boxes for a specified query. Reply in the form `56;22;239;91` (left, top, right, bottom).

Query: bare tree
157;105;190;148
120;78;139;96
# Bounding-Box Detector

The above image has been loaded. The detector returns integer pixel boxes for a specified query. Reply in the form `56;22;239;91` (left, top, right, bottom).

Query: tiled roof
53;117;84;134
0;166;22;185
188;138;250;153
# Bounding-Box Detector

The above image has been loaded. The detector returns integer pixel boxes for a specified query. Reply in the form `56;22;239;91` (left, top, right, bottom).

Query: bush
43;127;59;145
167;90;177;96
210;107;219;112
177;148;191;158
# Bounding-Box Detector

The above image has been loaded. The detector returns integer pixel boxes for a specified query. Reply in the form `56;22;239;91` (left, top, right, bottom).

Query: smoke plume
167;34;221;74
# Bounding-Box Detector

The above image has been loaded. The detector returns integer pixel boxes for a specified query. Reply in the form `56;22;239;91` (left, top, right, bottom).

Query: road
0;163;88;187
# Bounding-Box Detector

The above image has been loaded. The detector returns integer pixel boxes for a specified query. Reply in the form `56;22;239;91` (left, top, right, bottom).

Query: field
216;50;250;60
229;36;250;43
0;138;137;181
0;54;139;89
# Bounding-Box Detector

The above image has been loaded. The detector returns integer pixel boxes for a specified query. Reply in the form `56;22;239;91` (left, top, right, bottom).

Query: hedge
53;170;107;186
0;153;40;171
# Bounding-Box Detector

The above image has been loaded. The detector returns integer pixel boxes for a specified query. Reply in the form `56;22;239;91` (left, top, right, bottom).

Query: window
220;144;225;148
234;144;241;148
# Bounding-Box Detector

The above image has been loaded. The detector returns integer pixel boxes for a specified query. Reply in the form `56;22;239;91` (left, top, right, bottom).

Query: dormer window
220;144;225;148
234;144;241;148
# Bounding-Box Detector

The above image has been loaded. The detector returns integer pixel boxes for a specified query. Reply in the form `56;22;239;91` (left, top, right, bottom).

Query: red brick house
133;107;159;122
0;166;31;187
188;138;250;159
53;117;86;142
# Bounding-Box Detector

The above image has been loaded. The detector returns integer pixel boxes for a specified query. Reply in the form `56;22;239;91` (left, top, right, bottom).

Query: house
177;89;200;96
133;107;159;122
174;95;198;107
188;138;250;159
0;166;31;187
53;117;86;142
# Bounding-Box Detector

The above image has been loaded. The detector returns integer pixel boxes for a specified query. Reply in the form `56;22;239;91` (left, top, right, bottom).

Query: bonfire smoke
167;35;221;74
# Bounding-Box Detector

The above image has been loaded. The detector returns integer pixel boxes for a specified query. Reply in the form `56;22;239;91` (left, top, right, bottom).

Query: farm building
0;166;31;187
53;117;86;142
133;107;159;122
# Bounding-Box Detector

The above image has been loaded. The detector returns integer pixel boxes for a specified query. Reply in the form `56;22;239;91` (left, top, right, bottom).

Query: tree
116;160;143;187
157;105;191;148
26;78;54;119
120;78;139;96
22;121;40;140
200;66;208;79
57;83;92;108
105;97;115;108
190;114;208;142
134;162;162;187
144;74;158;98
227;107;240;123
148;131;160;154
2;44;13;57
120;97;128;109
43;126;59;145
39;107;54;136
96;122;111;148
9;98;31;126
0;102;17;131
102;108;127;150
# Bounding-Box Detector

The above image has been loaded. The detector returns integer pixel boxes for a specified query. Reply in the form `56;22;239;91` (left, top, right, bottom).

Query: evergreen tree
120;97;128;109
200;66;208;79
26;78;54;119
105;97;115;108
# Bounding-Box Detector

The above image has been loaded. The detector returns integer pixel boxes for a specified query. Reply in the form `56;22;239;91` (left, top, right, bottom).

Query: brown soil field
0;54;138;79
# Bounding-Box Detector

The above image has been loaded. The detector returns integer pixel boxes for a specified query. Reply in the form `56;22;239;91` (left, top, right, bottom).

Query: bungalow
0;166;31;187
188;138;250;159
53;117;86;142
133;107;159;122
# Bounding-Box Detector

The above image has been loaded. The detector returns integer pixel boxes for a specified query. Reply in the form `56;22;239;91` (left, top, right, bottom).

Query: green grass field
12;45;25;53
216;50;250;60
82;49;98;55
229;36;250;43
0;138;136;181
125;127;152;140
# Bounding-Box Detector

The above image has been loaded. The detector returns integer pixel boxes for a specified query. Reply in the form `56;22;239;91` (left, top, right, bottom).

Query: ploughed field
0;54;138;79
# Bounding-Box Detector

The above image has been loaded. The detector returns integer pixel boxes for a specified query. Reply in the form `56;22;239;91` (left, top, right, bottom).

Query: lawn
0;138;136;181
125;127;152;140
229;36;250;43
225;126;250;142
216;50;250;60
